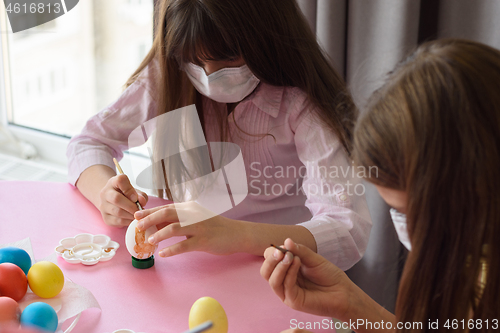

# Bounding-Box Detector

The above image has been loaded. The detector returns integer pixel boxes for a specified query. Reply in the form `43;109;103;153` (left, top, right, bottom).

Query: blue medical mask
183;63;260;103
390;208;411;251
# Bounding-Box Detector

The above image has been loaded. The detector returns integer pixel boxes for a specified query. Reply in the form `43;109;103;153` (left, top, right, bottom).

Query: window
0;0;154;139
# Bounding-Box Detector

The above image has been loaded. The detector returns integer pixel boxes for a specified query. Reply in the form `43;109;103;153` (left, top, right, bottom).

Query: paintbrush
271;244;288;254
113;158;143;211
181;321;213;333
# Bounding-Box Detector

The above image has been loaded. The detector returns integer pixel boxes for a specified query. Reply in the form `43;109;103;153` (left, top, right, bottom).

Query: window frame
0;1;156;167
0;3;72;166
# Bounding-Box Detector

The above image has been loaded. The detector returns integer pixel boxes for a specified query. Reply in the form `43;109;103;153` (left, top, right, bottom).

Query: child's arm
76;165;147;227
131;90;370;261
288;91;372;271
240;222;317;255
261;239;396;333
75;164;116;208
67;61;158;226
133;203;316;257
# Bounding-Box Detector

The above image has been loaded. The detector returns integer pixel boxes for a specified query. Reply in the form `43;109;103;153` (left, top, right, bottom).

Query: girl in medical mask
67;0;371;267
261;38;500;332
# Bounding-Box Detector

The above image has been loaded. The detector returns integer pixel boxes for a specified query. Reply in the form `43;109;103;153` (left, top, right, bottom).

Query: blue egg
20;302;58;332
0;247;32;275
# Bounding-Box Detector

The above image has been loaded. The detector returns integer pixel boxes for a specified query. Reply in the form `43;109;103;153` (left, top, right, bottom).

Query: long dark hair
353;39;500;331
126;0;355;199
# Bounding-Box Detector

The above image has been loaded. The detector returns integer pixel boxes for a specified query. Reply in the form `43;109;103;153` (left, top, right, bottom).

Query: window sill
0;150;67;182
6;124;69;167
2;124;155;195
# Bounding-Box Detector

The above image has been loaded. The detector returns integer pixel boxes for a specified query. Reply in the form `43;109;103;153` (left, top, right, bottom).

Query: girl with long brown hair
261;38;500;332
67;0;371;267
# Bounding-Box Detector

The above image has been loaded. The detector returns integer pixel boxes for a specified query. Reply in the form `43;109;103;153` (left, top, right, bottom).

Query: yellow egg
189;297;228;333
27;261;64;298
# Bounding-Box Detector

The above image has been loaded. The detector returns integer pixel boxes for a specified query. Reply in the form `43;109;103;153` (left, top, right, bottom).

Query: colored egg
189;297;228;333
125;219;158;259
0;247;32;275
20;302;58;333
0;263;28;301
27;262;64;299
0;296;21;323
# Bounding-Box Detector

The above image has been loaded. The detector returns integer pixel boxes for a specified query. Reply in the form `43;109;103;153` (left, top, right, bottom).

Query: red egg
0;263;28;301
0;296;20;323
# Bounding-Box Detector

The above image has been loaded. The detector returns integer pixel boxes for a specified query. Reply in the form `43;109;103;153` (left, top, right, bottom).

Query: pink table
1;181;335;333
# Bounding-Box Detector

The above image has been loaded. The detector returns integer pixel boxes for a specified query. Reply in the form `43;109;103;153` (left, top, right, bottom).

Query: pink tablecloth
1;181;335;333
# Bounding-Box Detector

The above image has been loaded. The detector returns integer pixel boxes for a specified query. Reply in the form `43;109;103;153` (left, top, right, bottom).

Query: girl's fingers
158;237;198;257
112;174;139;204
135;205;178;229
263;246;276;260
103;188;138;215
137;190;148;207
135;204;167;219
101;200;135;220
267;251;294;301
147;222;187;244
102;212;132;227
284;238;324;268
283;256;301;296
155;222;170;230
260;247;285;280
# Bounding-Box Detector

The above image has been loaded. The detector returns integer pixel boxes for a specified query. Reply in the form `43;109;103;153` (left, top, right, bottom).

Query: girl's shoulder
129;58;160;97
245;83;317;133
281;85;311;110
256;82;307;100
250;83;312;116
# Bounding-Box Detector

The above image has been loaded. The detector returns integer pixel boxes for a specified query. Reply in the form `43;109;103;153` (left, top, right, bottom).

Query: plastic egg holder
125;220;158;269
55;234;119;265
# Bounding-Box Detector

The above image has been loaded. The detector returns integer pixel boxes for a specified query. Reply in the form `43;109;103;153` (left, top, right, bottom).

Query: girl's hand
260;238;353;319
134;202;249;257
99;174;148;227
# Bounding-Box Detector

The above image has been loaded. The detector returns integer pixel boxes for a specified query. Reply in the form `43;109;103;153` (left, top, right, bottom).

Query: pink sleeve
66;64;158;185
290;94;372;270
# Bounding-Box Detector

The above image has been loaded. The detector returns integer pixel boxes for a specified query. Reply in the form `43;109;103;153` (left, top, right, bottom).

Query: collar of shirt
240;82;284;118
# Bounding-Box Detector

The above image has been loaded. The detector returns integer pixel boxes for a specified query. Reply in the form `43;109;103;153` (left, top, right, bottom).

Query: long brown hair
353;39;500;332
126;0;355;199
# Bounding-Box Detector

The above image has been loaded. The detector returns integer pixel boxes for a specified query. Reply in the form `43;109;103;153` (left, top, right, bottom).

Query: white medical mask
183;63;260;103
390;208;411;251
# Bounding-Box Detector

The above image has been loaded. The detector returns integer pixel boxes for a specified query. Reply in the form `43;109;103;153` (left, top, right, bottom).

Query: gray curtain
297;0;500;313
